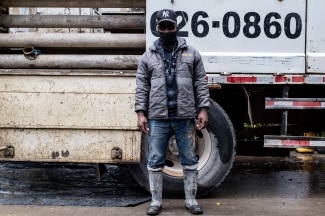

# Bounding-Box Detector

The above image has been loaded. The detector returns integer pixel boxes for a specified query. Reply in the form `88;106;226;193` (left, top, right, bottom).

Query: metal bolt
111;147;122;159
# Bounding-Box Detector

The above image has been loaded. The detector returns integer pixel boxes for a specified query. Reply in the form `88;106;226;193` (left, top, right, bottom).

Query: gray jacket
135;37;210;119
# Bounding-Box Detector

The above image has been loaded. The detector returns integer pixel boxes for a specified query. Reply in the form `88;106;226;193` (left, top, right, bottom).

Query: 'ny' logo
162;11;169;17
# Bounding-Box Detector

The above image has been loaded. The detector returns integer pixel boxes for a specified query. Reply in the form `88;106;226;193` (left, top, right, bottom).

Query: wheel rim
163;126;212;177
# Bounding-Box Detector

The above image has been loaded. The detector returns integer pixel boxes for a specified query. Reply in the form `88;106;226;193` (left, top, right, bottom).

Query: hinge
0;145;15;157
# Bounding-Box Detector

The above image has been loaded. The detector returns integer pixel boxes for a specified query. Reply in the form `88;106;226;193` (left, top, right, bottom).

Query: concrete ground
1;197;325;216
2;154;325;216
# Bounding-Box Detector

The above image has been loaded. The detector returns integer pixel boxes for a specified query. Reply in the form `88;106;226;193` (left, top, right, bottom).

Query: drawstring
154;52;162;61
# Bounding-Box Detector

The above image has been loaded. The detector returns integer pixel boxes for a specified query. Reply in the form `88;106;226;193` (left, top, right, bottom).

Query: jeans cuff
147;166;164;172
182;163;198;171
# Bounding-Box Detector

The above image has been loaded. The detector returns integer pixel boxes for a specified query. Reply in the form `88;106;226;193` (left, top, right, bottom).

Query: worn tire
128;99;236;197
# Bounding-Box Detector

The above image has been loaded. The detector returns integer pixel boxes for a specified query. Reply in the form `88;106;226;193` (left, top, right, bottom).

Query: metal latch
0;145;15;156
111;147;122;160
220;72;232;76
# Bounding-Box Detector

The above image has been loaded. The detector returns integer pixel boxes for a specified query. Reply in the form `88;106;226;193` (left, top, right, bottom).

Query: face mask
159;31;178;50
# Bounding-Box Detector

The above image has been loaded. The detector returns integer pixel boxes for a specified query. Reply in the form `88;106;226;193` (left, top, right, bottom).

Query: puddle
0;162;150;207
205;154;325;199
232;152;325;172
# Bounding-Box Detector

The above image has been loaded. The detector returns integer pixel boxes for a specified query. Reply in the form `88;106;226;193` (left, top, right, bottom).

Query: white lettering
162;11;169;17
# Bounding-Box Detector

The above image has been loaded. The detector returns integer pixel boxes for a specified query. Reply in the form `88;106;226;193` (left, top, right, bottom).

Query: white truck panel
201;52;304;74
306;0;325;73
147;0;306;74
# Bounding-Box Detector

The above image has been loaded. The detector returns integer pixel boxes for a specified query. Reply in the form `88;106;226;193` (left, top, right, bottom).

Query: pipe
0;69;137;76
1;15;145;29
2;0;146;8
0;33;145;48
0;55;141;69
0;146;8;152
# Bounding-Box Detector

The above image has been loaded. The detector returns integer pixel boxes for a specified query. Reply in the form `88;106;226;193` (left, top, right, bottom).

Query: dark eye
158;25;166;31
167;25;176;30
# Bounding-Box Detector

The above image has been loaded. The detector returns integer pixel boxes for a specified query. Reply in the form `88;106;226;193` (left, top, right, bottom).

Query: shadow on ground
0;162;150;207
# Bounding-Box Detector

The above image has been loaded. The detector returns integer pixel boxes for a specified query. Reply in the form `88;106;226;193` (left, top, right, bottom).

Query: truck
0;0;324;197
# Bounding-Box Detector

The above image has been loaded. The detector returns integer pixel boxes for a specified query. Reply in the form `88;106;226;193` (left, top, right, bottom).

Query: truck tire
128;99;236;197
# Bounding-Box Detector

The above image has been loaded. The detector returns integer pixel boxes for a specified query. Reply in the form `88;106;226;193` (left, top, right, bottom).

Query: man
135;9;210;215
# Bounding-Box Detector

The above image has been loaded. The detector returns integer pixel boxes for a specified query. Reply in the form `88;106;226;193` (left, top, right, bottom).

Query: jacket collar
149;37;188;52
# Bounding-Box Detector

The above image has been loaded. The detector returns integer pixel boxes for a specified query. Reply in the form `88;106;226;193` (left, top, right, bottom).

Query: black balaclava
159;30;178;51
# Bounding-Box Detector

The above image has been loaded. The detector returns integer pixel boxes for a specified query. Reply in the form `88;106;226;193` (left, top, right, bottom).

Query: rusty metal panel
0;76;138;129
0;75;141;163
0;76;136;94
0;129;141;163
0;93;137;129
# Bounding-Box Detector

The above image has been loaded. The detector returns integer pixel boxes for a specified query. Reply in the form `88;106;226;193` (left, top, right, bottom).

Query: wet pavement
2;152;325;215
0;163;150;207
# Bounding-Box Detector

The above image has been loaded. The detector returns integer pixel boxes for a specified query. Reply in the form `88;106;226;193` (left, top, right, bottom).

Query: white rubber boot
147;170;163;215
183;170;203;215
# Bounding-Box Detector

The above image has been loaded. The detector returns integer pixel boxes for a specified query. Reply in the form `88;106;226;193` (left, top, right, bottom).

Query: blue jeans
147;119;198;172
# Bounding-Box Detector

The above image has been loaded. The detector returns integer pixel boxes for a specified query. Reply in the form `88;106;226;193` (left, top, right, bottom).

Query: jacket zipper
174;51;179;119
156;50;169;119
153;42;186;119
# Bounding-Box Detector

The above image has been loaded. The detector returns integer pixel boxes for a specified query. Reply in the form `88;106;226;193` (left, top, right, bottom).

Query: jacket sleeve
135;52;151;113
193;49;210;110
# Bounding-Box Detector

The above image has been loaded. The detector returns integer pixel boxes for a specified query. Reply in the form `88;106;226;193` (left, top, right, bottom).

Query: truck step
264;135;325;148
265;98;325;109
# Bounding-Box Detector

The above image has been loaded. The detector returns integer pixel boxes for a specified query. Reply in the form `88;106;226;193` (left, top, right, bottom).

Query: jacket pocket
148;63;160;71
177;77;196;117
179;61;194;77
148;77;168;118
149;63;163;79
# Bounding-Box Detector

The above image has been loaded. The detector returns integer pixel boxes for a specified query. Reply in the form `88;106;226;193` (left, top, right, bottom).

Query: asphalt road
2;152;325;216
